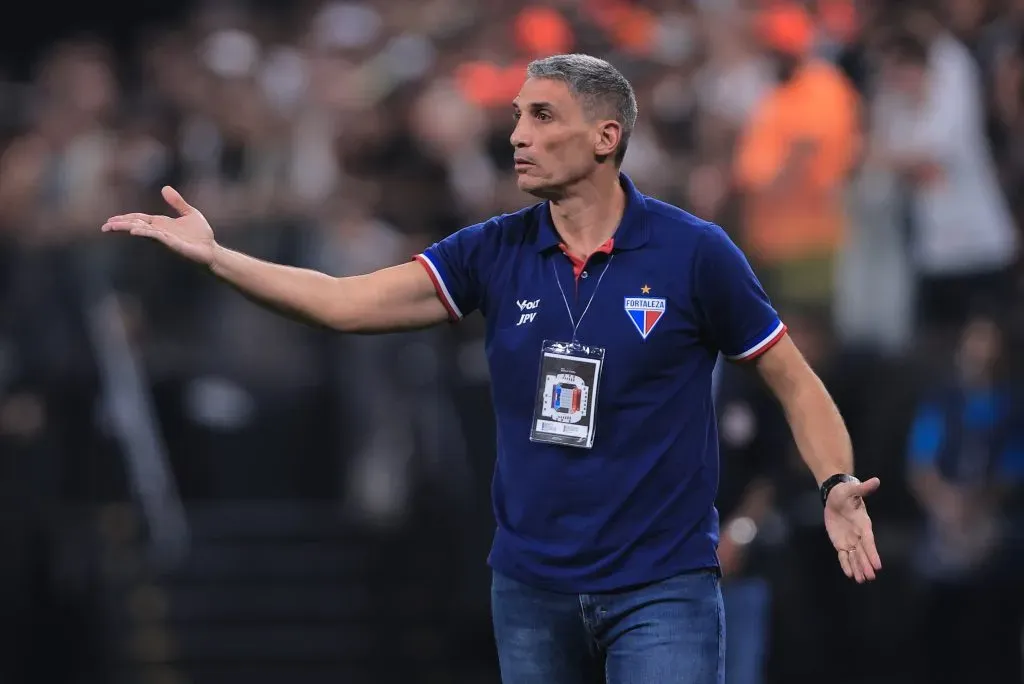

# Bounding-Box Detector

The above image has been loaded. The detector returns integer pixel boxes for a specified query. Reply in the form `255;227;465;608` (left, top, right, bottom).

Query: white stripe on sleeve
417;252;464;320
726;320;786;361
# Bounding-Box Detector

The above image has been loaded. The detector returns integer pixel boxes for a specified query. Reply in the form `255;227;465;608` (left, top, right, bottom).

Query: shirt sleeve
413;220;494;322
693;224;786;362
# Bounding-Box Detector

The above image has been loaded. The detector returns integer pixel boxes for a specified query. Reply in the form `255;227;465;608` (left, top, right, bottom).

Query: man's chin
516;175;556;199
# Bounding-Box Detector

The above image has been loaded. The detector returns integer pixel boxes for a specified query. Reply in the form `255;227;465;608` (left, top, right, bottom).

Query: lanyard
552;255;614;343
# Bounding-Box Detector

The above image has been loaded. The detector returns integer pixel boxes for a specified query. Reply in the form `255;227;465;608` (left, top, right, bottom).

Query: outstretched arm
755;335;883;583
688;221;882;583
209;249;448;334
102;186;449;334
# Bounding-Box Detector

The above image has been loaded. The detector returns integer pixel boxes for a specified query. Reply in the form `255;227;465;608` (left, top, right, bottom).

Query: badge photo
530;341;604;449
541;371;590;425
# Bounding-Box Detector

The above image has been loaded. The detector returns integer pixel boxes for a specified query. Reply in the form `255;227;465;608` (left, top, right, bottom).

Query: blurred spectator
906;311;1024;684
303;186;469;527
834;149;917;355
0;39;121;243
733;2;861;310
872;16;1019;337
687;5;773;224
986;0;1024;230
836;19;918;355
695;8;774;133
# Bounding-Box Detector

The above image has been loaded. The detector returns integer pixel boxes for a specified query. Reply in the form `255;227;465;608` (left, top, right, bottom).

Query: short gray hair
526;54;638;166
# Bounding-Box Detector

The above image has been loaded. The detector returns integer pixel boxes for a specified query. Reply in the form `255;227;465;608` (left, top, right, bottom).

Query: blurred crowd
1;0;1024;683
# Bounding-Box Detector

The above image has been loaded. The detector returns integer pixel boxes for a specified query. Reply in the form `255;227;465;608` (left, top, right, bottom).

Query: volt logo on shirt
517;298;540;325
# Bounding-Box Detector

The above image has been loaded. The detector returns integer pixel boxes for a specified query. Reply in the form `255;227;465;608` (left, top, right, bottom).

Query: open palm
101;186;216;266
824;477;882;583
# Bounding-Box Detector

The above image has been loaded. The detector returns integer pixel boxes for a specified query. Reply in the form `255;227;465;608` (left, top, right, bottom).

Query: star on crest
641;284;651;294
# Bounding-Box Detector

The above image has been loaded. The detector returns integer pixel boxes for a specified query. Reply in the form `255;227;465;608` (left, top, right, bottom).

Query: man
906;312;1024;684
102;54;881;684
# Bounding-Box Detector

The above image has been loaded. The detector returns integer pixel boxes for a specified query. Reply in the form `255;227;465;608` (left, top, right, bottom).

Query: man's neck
549;169;626;259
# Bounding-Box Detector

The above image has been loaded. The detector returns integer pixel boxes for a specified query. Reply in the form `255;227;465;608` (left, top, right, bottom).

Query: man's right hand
100;185;451;333
102;186;218;267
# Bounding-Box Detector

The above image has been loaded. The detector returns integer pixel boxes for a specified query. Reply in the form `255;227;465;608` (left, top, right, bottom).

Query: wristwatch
819;473;859;507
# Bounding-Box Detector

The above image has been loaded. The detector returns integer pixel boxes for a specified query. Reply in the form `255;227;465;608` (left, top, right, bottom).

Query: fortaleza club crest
624;286;666;340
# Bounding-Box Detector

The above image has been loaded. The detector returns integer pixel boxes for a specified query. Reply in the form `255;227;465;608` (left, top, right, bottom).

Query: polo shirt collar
534;173;650;253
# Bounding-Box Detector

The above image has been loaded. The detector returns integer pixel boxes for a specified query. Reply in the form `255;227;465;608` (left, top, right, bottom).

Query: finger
859;526;882;570
837;550;854;579
854;477;881;498
161;186;194;216
103;217;172;232
854;546;876;582
102;218;168;242
849;547;866;583
103;219;150;233
105;212;154;224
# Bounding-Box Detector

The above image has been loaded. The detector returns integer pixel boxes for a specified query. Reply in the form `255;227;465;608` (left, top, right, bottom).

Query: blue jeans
491;569;725;684
721;578;771;684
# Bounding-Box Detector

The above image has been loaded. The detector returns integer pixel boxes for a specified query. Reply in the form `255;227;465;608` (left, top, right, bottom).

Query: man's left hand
824;477;882;583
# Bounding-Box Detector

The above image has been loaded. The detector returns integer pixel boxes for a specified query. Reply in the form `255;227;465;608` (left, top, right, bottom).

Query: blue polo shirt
415;174;786;592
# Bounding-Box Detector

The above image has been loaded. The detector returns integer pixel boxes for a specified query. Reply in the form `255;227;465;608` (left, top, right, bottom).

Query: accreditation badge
529;340;605;449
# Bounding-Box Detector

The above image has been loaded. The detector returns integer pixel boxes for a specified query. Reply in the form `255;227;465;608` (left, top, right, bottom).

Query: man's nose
510;121;528;148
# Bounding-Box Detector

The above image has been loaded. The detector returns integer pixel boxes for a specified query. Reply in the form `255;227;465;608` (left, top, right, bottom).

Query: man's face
509;77;618;198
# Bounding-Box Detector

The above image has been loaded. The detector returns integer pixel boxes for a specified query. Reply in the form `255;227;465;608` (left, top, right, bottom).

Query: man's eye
536;111;551;121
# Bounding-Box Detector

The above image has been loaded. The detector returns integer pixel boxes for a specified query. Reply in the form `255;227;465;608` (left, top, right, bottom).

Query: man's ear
594;120;622;160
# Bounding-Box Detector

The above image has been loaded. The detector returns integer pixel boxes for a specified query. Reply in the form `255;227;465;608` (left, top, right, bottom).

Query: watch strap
820;473;858;507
